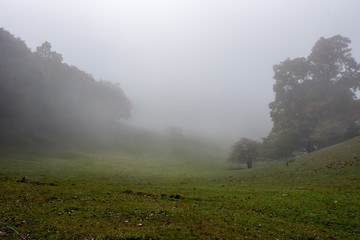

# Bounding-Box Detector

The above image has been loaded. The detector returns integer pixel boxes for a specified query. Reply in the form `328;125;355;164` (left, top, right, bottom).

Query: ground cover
0;137;359;239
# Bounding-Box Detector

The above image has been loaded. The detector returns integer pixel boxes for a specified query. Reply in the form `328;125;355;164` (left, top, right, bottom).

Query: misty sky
1;0;360;144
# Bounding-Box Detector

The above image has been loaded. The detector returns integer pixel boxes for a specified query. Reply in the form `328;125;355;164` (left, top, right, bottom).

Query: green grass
0;135;360;239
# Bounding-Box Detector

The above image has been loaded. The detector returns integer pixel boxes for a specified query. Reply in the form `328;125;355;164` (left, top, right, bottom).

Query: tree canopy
0;28;132;143
35;41;63;62
265;35;360;159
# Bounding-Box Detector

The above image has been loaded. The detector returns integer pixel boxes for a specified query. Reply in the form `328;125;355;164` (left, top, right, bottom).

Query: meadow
0;135;359;239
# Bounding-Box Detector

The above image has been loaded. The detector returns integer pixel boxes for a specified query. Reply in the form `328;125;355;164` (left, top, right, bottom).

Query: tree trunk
247;160;252;168
304;137;315;153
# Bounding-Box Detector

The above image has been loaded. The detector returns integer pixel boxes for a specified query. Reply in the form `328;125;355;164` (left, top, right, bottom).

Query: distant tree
267;35;360;158
228;138;260;168
165;125;184;138
35;41;63;62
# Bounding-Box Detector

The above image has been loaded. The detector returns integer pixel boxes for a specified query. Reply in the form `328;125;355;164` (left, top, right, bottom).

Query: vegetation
228;138;260;168
0;135;359;239
164;126;184;138
1;28;360;239
0;28;131;143
264;35;360;159
229;35;359;162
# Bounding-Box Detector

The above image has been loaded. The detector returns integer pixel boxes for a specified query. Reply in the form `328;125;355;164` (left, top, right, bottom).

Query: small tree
164;125;184;138
228;138;260;168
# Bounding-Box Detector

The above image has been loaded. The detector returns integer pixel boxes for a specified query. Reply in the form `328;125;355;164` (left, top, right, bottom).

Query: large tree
267;35;360;158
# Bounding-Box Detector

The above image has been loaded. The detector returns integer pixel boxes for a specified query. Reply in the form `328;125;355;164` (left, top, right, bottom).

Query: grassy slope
0;135;359;239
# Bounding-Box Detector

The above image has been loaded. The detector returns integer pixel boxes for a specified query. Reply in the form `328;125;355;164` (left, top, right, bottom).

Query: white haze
1;0;359;145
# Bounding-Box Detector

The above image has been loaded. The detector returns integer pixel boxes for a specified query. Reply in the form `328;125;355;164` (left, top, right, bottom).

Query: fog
1;0;359;145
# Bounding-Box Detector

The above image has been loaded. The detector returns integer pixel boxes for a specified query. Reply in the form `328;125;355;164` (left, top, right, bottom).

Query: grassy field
0;135;359;239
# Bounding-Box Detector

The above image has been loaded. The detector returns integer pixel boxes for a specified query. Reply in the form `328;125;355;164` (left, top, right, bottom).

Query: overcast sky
1;0;359;145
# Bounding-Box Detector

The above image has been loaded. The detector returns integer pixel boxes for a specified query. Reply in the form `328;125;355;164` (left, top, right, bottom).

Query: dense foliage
229;35;360;161
264;35;360;159
0;28;131;142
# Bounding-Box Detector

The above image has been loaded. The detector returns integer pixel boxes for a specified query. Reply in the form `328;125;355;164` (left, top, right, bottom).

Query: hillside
1;135;359;239
0;130;228;182
287;136;360;175
0;28;131;143
260;136;359;183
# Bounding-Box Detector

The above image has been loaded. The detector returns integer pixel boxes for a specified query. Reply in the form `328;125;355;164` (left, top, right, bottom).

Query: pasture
1;136;359;239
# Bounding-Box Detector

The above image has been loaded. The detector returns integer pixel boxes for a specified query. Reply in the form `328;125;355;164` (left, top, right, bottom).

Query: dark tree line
0;28;132;143
230;35;360;166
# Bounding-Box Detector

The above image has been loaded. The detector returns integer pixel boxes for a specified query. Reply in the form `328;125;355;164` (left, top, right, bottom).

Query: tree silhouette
266;35;360;158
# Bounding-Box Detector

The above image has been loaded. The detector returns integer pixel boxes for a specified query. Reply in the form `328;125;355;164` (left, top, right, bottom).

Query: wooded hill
0;28;132;143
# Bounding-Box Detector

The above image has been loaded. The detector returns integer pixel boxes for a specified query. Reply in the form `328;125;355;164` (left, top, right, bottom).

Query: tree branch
0;221;26;240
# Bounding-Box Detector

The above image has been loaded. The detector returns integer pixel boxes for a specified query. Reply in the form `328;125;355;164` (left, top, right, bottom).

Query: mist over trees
0;28;132;143
1;27;359;161
264;35;360;159
164;125;184;138
230;35;360;163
